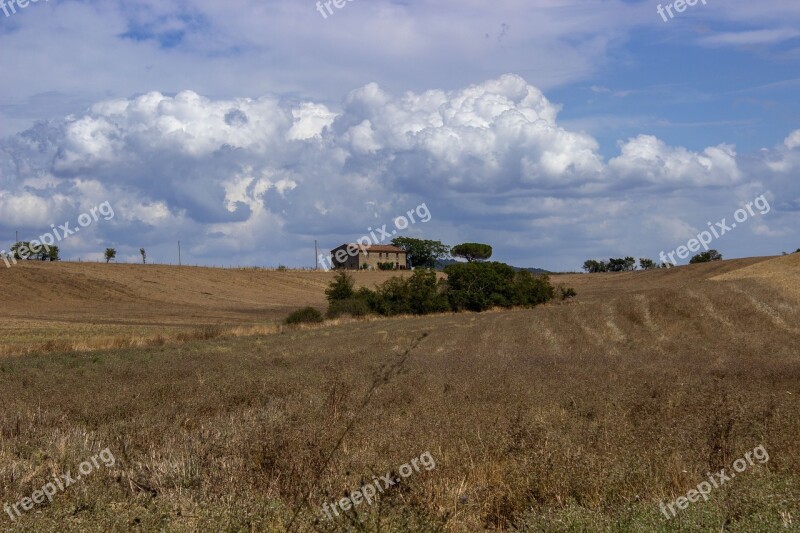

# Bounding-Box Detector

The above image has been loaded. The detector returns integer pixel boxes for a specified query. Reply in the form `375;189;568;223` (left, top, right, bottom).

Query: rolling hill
0;255;797;530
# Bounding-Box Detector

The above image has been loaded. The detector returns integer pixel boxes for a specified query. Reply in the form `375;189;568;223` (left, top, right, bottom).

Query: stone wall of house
359;250;407;270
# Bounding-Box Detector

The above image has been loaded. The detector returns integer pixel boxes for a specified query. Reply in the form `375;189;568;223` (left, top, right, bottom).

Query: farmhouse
330;244;408;270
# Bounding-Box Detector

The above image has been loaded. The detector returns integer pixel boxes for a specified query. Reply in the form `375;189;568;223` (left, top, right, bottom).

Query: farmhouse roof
363;245;407;253
331;244;407;253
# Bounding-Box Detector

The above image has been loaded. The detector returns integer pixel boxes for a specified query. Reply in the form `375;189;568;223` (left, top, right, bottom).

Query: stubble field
0;255;798;531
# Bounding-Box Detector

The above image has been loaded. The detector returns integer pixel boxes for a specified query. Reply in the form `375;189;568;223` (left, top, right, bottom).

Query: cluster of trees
688;250;723;264
389;238;492;268
9;241;60;262
325;262;568;318
389;237;450;269
584;250;724;272
583;257;648;273
444;262;556;312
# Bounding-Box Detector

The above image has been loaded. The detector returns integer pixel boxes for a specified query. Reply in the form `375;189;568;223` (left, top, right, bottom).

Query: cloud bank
1;75;798;269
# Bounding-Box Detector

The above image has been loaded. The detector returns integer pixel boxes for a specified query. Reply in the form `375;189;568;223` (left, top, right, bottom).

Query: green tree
583;259;608;273
639;258;657;270
391;237;449;269
10;241;26;260
606;257;636;272
45;245;60;262
406;269;449;314
372;276;413;316
10;241;55;261
689;250;723;264
445;262;517;311
11;241;33;260
445;262;557;311
367;269;449;316
104;248;117;263
325;271;355;302
511;270;556;307
451;243;493;262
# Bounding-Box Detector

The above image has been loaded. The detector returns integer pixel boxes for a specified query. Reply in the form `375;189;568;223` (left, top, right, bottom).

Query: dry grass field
0;263;417;357
0;256;798;532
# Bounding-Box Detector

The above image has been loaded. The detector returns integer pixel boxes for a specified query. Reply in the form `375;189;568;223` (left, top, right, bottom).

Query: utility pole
314;240;318;270
178;240;182;266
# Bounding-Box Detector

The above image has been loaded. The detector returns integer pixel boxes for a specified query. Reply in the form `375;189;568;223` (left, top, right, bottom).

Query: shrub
444;262;515;312
361;269;449;316
324;263;556;318
444;262;557;312
407;269;450;315
558;285;577;300
372;276;413;316
284;307;324;325
513;271;556;306
326;298;372;319
325;271;355;302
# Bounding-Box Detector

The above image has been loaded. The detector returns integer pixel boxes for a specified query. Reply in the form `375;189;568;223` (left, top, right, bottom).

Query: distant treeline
583;250;724;273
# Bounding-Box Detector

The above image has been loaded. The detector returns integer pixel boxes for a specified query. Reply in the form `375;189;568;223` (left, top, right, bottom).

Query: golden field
0;255;798;532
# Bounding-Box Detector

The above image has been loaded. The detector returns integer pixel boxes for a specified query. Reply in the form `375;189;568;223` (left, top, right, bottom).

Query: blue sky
1;0;798;270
